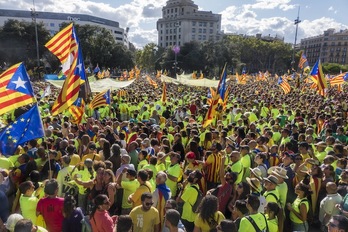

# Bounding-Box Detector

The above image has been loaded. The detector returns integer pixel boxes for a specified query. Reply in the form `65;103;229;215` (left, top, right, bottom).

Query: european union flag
0;104;44;156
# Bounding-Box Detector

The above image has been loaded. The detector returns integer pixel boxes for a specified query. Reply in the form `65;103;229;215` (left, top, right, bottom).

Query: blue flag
0;104;44;156
217;65;227;100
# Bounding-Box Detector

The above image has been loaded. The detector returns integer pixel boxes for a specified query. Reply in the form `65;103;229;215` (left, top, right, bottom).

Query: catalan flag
89;89;111;109
45;23;77;76
330;72;348;86
310;59;327;96
69;98;85;125
278;76;291;94
298;52;309;70
0;104;44;156
0;62;36;116
47;25;86;115
156;70;162;78
118;89;127;97
146;76;158;88
161;82;167;104
203;64;227;128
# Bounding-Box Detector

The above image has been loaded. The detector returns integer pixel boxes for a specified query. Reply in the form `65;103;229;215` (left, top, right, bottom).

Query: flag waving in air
298;52;309;70
46;24;87;115
69;98;85;124
203;64;227;128
0;62;36;115
161;82;167;104
277;76;291;94
0;104;44;156
310;59;327;96
89;89;111;110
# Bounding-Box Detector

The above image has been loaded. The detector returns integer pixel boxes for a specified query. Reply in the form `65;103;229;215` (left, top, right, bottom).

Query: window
192;21;196;26
170;36;172;40
179;28;181;32
192;28;196;33
161;24;163;28
198;28;202;33
210;22;213;27
203;29;206;33
166;42;168;47
198;35;202;40
50;23;55;27
175;8;177;12
192;35;195;40
203;35;206;40
170;29;172;33
171;9;173;13
210;29;213;34
199;22;203;27
178;35;181;39
203;22;207;27
160;30;163;34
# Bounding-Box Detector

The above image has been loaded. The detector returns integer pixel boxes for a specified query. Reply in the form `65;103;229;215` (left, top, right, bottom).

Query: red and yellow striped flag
46;24;84;115
69;98;85;124
146;76;158;88
0;63;36;115
45;23;77;76
161;82;166;104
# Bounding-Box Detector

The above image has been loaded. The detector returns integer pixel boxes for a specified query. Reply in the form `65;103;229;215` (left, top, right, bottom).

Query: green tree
135;43;162;73
0;19;51;69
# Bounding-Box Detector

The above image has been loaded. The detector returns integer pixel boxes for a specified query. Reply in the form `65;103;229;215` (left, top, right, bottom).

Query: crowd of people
0;76;348;232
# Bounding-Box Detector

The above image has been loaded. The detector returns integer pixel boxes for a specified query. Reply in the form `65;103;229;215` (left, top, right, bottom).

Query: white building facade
157;0;223;48
0;9;129;48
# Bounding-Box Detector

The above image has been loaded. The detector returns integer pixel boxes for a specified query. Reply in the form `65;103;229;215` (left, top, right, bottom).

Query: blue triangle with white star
6;63;34;96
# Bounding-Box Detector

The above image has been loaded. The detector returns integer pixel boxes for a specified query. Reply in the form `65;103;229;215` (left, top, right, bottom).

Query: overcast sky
1;0;347;48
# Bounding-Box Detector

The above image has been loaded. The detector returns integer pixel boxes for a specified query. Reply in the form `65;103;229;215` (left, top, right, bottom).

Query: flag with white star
0;62;36;115
0;104;44;156
89;89;111;110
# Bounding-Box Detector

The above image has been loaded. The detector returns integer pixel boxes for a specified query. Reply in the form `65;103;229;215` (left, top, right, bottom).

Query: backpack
246;213;269;232
191;185;203;213
81;216;92;232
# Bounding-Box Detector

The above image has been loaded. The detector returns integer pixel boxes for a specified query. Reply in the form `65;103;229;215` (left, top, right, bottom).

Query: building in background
156;0;223;48
0;9;129;48
300;28;348;65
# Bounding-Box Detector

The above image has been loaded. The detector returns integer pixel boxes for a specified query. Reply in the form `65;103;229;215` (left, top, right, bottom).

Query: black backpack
191;185;203;213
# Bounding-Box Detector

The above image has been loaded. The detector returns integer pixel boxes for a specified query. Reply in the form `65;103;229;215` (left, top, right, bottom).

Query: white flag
41;85;51;98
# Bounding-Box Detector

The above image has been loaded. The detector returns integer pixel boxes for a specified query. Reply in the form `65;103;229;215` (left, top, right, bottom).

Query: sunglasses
145;202;154;206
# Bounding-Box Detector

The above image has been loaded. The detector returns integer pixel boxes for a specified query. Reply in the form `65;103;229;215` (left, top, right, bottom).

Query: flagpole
291;6;301;71
31;0;41;79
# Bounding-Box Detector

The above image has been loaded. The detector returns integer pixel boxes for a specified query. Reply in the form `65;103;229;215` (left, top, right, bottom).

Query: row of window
160;41;182;47
160;35;181;41
329;36;348;41
192;28;214;34
192;21;214;27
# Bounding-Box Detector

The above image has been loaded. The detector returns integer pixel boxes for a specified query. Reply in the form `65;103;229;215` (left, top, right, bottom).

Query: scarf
157;184;171;201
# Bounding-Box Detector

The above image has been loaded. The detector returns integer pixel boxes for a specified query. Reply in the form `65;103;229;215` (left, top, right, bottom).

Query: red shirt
90;210;116;232
37;197;64;232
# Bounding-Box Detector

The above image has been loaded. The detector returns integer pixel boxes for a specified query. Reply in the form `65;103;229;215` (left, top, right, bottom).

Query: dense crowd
0;76;348;232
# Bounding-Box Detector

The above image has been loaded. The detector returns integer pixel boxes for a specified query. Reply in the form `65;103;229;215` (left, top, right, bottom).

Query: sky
0;0;348;48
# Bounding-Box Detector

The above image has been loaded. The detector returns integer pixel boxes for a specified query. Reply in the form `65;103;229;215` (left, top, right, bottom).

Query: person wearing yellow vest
287;182;311;232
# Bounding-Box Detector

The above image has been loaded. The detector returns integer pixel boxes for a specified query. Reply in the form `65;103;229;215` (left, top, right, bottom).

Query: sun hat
246;177;262;193
250;167;263;180
271;167;289;179
263;175;279;185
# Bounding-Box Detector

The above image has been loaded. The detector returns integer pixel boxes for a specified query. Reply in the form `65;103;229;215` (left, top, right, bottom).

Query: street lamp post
31;0;40;70
172;22;179;78
291;6;301;70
